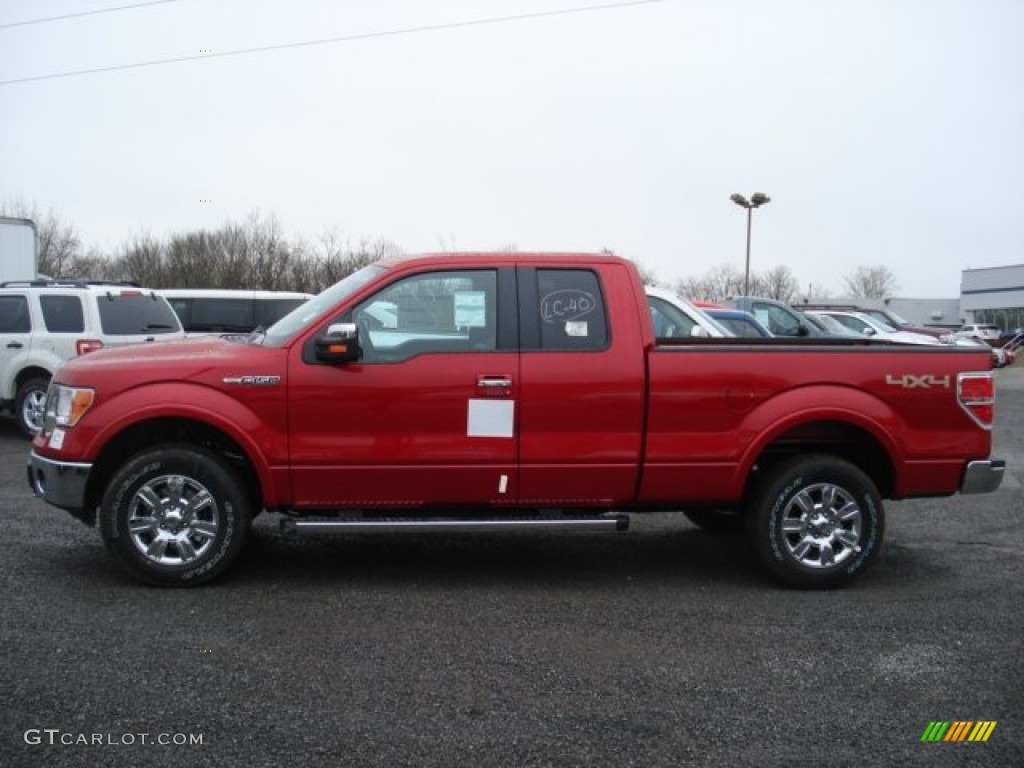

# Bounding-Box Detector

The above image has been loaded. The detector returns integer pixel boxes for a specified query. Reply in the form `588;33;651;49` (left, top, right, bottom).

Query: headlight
41;385;95;436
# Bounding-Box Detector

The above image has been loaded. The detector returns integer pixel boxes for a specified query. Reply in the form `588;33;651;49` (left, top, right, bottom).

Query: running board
281;515;629;535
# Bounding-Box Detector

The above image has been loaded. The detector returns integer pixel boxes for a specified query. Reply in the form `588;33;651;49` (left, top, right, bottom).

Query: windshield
811;313;849;334
261;264;386;347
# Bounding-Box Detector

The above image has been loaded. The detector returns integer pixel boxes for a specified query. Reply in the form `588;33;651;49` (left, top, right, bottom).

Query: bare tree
702;264;745;301
843;265;897;299
674;275;713;301
757;265;799;302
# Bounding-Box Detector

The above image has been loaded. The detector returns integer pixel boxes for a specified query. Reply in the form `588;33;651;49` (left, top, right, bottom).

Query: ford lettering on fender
27;253;1005;588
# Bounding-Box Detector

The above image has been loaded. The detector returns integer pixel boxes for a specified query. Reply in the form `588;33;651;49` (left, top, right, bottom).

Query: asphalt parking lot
1;370;1022;768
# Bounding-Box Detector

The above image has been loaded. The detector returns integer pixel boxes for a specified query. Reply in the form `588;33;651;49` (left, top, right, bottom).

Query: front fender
71;382;287;505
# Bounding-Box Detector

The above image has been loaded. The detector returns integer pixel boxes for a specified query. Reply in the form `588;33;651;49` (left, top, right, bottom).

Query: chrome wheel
749;455;884;588
16;376;50;437
127;474;220;566
21;389;46;433
779;482;862;569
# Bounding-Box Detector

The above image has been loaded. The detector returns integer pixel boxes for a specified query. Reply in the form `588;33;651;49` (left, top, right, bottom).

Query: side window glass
0;295;31;333
348;270;497;362
537;269;608;350
836;315;865;333
647;296;696;338
40;295;85;333
755;303;798;336
190;299;254;332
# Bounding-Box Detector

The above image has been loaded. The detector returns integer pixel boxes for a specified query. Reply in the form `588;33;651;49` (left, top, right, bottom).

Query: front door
287;268;519;509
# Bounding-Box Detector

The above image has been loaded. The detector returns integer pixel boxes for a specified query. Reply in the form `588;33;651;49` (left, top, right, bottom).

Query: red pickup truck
28;253;1004;588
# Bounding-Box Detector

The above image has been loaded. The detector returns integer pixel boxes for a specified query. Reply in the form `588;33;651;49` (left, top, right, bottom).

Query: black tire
746;454;884;589
683;507;745;536
15;375;50;438
99;445;251;586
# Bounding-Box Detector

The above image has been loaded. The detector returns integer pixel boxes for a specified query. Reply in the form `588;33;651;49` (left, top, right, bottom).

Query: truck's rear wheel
747;455;884;589
99;446;251;586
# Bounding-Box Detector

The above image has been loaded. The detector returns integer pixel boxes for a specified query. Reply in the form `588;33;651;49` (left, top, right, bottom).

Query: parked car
158;289;312;335
998;326;1024;344
801;312;862;338
856;308;950;340
801;303;949;340
955;323;1001;343
806;310;941;345
704;308;772;338
645;286;729;338
725;296;822;337
1;280;185;435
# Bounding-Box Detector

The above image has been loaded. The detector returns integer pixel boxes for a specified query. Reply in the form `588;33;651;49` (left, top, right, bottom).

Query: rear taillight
76;339;104;355
958;372;995;429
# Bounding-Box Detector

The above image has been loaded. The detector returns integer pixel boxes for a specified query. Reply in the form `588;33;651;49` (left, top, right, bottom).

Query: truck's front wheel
100;446;251;586
747;455;884;589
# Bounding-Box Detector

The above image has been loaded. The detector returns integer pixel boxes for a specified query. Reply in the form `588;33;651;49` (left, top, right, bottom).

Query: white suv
956;323;1001;343
0;281;185;436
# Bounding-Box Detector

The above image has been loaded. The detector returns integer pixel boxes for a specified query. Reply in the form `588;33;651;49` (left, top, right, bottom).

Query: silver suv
0;281;185;436
956;323;1001;343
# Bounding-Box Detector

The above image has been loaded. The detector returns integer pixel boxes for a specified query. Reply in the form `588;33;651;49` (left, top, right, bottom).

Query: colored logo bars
921;721;997;742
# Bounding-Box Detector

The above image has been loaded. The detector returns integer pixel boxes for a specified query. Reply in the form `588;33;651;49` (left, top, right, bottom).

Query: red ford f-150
28;253;1004;588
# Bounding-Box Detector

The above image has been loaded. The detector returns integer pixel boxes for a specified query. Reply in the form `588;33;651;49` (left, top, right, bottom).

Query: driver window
347;270;497;362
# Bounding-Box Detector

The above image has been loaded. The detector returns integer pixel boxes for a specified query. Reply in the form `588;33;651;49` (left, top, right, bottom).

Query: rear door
516;264;647;505
287;267;520;509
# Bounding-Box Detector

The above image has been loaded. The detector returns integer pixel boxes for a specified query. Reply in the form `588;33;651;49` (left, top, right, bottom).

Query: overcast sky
2;0;1022;297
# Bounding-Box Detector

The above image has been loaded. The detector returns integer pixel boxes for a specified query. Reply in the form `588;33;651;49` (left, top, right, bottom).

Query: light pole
730;192;771;297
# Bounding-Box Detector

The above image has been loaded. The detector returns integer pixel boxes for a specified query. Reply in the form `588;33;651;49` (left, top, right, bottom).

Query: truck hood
54;336;281;393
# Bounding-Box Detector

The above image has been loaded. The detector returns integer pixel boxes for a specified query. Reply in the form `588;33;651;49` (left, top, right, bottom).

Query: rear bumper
960;459;1005;494
27;452;95;525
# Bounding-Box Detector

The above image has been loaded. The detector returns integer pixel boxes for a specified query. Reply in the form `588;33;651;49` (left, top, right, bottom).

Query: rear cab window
535;269;609;351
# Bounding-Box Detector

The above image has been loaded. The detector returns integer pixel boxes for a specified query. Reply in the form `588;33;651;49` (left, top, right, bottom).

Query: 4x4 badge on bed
885;374;951;389
223;375;281;386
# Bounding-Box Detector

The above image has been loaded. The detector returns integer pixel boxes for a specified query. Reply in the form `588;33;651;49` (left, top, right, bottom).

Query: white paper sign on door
467;399;514;438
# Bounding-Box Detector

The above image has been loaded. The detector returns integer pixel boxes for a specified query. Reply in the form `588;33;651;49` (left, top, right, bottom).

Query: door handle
477;376;512;388
6;342;23;349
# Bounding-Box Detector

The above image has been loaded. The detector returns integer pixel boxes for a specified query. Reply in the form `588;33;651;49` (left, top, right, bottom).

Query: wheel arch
15;365;54;391
735;387;902;502
84;417;265;521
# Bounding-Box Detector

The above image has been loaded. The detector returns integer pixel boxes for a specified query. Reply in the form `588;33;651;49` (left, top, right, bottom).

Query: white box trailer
0;217;38;283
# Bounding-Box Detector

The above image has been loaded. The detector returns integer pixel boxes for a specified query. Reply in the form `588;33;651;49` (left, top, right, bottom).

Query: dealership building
960;264;1024;331
802;264;1024;331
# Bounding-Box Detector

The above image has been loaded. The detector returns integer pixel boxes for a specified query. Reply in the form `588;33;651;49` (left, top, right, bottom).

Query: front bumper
27;452;94;525
960;459;1006;494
